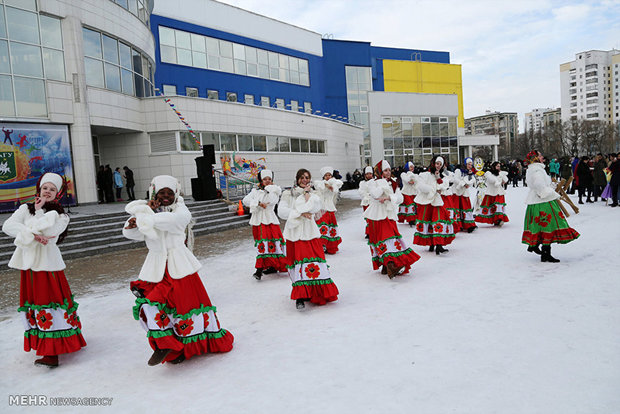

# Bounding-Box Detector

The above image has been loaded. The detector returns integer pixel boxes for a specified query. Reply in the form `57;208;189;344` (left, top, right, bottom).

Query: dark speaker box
203;144;216;165
195;157;213;179
191;178;207;201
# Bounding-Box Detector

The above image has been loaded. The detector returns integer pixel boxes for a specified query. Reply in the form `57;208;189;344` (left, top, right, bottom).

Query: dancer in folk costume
364;160;421;279
398;162;418;227
358;166;374;239
123;175;233;365
453;157;477;233
436;162;461;233
2;173;86;367
522;150;580;262
278;169;339;310
242;169;287;280
475;162;509;226
314;166;343;254
413;156;456;255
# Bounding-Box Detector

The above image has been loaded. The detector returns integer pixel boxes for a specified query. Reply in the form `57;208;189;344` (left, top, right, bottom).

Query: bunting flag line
157;90;201;147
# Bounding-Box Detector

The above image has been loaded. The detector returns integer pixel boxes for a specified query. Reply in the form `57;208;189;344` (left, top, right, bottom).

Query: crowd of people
95;165;135;203
9;146;619;369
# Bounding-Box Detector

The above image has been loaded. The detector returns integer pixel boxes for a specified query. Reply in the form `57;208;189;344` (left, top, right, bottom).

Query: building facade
541;108;561;132
524;107;554;134
464;111;518;156
560;49;620;123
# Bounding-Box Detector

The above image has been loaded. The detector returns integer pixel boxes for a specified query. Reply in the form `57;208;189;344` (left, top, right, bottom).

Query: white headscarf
320;166;334;179
39;173;63;192
149;175;181;202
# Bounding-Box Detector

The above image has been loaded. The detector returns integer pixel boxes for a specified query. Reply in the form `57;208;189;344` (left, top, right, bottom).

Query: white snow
1;187;619;413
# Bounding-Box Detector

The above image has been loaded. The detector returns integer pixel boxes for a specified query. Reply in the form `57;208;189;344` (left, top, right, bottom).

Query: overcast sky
218;0;620;131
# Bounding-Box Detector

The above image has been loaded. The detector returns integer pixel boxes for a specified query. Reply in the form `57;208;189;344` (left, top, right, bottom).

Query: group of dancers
1;149;579;368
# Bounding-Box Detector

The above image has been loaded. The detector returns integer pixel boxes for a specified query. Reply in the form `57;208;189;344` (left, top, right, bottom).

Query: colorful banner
219;152;266;187
0;123;76;213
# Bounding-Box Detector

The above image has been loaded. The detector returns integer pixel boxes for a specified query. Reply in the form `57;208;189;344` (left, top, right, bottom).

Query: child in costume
242;169;287;280
123;175;233;365
413;156;455;255
398;162;418;227
475;162;509;227
364;160;421;278
2;173;86;368
314;166;343;254
522;150;580;262
278;169;339;310
453;157;477;233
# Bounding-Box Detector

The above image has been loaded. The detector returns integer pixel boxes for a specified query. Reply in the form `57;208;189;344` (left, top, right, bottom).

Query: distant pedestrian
113;167;124;202
549;158;560;179
592;154;607;202
103;165;114;203
576;156;593;204
123;166;136;201
609;153;620;207
96;165;105;203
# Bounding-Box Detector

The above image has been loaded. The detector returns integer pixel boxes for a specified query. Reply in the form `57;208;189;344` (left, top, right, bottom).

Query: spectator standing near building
609;153;620;207
549;158;560;179
113;168;124;202
123;166;136;201
103;165;114;203
96;165;105;203
592;154;607;202
576;156;593;204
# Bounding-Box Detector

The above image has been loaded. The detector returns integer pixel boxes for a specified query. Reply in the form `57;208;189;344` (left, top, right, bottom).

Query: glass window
317;140;325;153
268;52;278;67
289;57;299;72
104;62;121;92
232;43;245;60
290;138;300;152
219;134;236;151
226;92;237;102
192;52;206;68
238;134;252;151
234;59;246;75
298;59;308;74
0;41;10;73
246;63;257;76
207;54;219;70
275;98;284;109
304;102;311;113
190;33;205;52
10;41;42;77
0;7;5;38
309;140;318;153
176;48;192;66
300;139;309;153
14;76;46;117
0;74;15;116
300;72;309;86
258;64;269;78
39;15;62;49
128;0;138;15
205;37;219;54
279;54;289;69
160;45;176;63
82;28;102;58
162;84;176;95
220;57;233;72
175;30;190;50
102;35;118;63
84;57;104;87
244;94;254;105
261;96;269;106
278;137;290;152
207;90;218;99
253;135;266;152
116;0;128;8
6;0;37;10
121;69;133;94
119;42;132;69
290;100;298;111
180;131;201;151
257;49;268;65
42;48;64;81
6;7;39;44
186;87;198;97
219;40;232;58
267;136;278;152
201;132;218;148
245;46;257;63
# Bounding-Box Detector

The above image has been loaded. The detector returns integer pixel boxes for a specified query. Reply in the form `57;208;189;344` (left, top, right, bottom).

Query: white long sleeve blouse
483;171;509;196
122;197;201;283
277;186;322;241
2;204;69;271
453;169;476;197
400;171;418;196
242;184;281;226
363;178;403;221
313;178;343;212
414;172;449;206
358;180;372;207
525;163;560;205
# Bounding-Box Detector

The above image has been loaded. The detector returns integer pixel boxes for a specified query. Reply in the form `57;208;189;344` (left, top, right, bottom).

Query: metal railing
213;168;257;202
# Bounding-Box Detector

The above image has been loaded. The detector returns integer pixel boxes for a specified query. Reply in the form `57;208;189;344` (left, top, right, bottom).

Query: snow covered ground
1;186;619;413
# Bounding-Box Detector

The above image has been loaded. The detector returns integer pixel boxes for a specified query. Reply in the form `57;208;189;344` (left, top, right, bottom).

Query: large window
109;0;150;26
345;66;372;164
381;116;458;168
158;26;310;87
82;27;153;97
0;2;65;117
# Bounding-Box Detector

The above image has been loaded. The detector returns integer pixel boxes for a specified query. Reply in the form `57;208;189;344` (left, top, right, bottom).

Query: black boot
253;268;262;280
263;267;277;274
527;245;542;255
541;245;560;263
409;221;415;227
296;299;305;310
435;245;449;255
578;196;583;204
148;348;173;366
428;245;435;252
467;226;476;233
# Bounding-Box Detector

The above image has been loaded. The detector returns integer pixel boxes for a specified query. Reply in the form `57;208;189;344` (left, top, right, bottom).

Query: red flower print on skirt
26;309;36;326
534;211;550;227
394;240;402;251
416;223;424;232
203;313;210;329
268;241;276;253
154;310;170;329
304;263;321;279
558;211;566;220
482;208;489;215
320;226;328;235
174;319;194;336
329;228;337;237
64;311;80;329
36;310;53;330
490;205;497;213
257;243;266;254
433;223;444;233
377;243;387;255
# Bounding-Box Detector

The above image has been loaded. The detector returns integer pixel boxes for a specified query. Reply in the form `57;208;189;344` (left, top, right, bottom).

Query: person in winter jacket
278;169;339;310
314;166;343;254
364;160;421;278
398;162;418;226
242;169;287;280
609;153;620;207
475;162;509;226
123;175;234;365
576;156;593;204
2;173;86;368
113;167;124;202
549;159;560;179
592;154;607;202
521;150;580;262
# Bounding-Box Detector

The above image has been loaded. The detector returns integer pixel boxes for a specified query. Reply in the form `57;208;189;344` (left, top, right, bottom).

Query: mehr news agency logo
8;395;113;406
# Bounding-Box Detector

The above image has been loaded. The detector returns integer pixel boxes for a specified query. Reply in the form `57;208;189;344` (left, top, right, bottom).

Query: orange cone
237;200;244;216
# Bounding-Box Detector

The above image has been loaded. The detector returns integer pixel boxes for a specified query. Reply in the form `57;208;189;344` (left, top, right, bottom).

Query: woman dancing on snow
2;173;86;368
412;156;455;255
453;157;477;233
242;169;287;280
123;175;233;365
364;160;421;279
398;162;418;227
358;166;374;238
522;150;580;262
314;166;343;254
278;169;339;310
475;162;509;227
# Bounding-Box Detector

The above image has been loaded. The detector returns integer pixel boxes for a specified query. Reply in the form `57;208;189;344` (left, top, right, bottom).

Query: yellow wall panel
383;60;464;127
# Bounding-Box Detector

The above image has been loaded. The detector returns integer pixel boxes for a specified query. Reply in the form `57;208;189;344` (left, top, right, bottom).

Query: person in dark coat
609;153;620;207
592;154;607;202
96;165;105;203
123;166;136;200
576;156;593;204
103;165;114;203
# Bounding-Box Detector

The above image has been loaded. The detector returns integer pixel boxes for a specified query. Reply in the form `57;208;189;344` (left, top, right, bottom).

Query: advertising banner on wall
0;123;76;213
